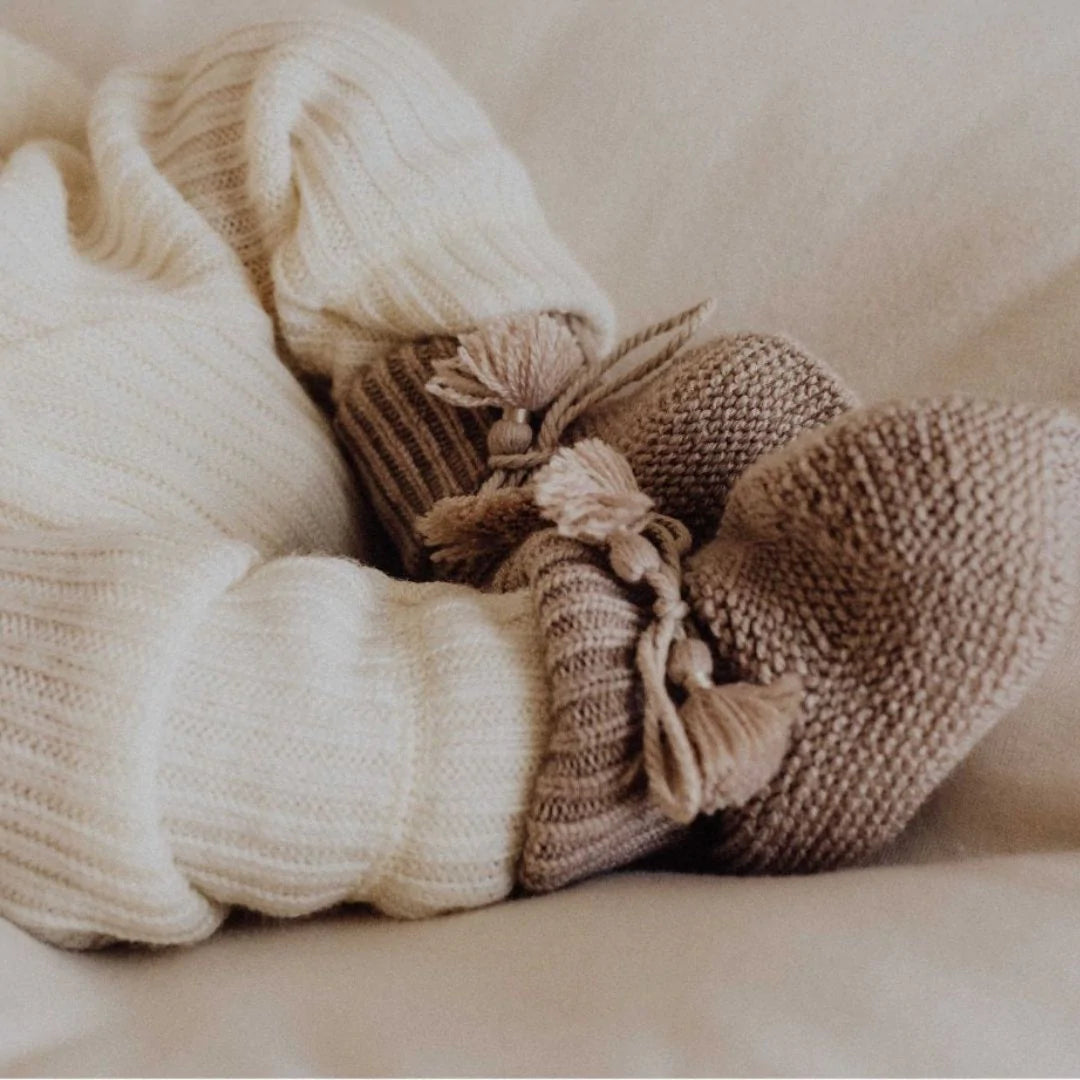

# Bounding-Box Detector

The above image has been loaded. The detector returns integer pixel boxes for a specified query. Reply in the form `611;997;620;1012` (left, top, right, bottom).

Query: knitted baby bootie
334;321;585;577
337;299;1078;892
680;397;1080;872
333;302;856;576
511;398;1080;890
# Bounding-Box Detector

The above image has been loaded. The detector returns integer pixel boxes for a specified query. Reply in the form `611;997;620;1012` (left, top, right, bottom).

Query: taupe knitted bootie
336;304;1079;894
511;399;1080;889
333;304;856;576
680;398;1080;873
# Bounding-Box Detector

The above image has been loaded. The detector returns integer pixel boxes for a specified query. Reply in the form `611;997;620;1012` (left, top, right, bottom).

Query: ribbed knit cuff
512;532;684;893
0;529;551;948
166;560;553;922
0;531;254;949
93;12;614;383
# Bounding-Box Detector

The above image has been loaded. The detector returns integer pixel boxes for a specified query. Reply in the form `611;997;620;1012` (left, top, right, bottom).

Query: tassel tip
681;673;802;814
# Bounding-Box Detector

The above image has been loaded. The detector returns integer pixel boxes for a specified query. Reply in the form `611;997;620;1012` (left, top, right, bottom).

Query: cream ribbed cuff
0;530;549;948
92;11;614;381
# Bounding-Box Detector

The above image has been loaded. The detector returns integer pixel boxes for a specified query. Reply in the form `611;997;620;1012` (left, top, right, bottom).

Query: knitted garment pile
0;12;608;948
2;12;1077;951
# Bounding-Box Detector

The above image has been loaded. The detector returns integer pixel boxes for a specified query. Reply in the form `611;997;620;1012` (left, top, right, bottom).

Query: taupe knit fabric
334;335;491;578
582;333;857;544
334;325;855;571
679;397;1080;872
333;322;859;889
516;397;1080;890
337;312;1080;893
505;531;684;892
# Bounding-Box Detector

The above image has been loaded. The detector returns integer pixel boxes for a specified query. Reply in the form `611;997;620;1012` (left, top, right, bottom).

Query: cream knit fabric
0;10;613;947
98;13;614;384
0;530;547;949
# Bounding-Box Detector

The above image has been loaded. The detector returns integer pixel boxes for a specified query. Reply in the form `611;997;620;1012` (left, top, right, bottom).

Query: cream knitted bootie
334;306;856;577
508;399;1080;890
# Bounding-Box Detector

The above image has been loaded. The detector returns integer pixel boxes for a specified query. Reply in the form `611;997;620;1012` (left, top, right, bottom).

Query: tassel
535;441;801;820
418;487;542;567
426;314;584;412
534;438;653;544
667;638;801;813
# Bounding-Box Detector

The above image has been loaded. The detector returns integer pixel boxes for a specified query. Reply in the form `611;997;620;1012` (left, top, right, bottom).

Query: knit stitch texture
334;329;857;577
0;11;608;947
335;309;1080;890
683;398;1080;871
514;398;1080;889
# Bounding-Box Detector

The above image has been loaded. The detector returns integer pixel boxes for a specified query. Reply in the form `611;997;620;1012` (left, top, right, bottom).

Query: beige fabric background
1;0;1078;1074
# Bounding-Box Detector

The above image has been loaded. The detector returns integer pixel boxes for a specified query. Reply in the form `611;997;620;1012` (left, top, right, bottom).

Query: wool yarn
335;325;857;576
516;397;1080;889
337;311;1080;891
684;397;1080;872
0;10;611;948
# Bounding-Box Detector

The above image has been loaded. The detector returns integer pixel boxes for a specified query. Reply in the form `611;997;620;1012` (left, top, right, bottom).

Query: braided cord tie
490;298;716;481
424;299;715;501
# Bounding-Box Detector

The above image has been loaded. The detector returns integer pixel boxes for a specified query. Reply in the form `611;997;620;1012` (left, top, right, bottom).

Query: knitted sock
581;333;858;545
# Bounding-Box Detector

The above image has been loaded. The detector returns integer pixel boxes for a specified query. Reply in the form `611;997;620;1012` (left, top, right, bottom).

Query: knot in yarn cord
534;440;803;824
426;299;717;493
419;300;717;569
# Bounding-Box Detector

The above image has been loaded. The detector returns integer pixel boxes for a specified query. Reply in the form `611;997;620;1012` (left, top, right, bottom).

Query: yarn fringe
534;438;653;545
418;486;542;568
679;674;802;815
426;314;583;412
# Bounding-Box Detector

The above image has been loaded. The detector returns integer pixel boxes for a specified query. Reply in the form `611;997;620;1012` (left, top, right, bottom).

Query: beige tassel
418;487;542;567
534;438;653;543
426;314;584;412
535;440;801;821
667;638;801;813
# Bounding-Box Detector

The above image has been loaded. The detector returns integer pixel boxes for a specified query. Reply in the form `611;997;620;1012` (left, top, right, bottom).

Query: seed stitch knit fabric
0;10;617;948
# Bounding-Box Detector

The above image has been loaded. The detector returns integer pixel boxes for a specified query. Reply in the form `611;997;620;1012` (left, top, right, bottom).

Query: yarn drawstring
426;299;717;493
534;439;802;824
420;299;717;568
